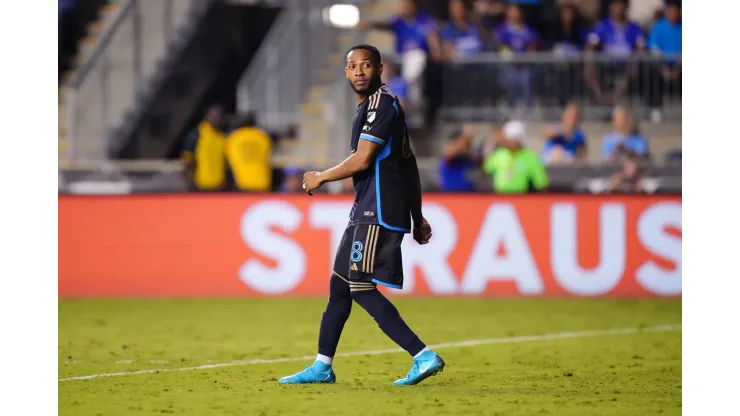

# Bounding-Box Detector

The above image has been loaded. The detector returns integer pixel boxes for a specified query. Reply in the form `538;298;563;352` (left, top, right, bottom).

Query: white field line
59;323;681;382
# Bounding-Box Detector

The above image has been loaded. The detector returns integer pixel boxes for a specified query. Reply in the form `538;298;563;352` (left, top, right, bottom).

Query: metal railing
436;52;682;121
65;0;200;165
236;0;368;131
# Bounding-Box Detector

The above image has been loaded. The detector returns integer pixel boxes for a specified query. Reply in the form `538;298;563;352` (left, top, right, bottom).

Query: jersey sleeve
359;94;398;145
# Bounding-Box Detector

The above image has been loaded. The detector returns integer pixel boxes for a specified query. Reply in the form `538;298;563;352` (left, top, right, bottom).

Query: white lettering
636;202;682;296
461;204;543;295
551;203;626;296
399;204;459;295
309;202;354;271
239;201;306;294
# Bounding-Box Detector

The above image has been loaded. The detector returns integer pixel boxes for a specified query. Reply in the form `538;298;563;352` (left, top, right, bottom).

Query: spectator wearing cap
439;126;479;192
602;106;649;161
483;120;549;193
647;0;681;123
542;103;587;164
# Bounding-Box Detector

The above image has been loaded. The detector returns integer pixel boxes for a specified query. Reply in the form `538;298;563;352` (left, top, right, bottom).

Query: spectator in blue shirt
646;0;681;122
381;60;409;110
361;0;442;60
359;0;444;126
586;0;645;107
439;126;479;192
441;0;485;59
495;3;538;110
542;103;588;164
602;106;649;161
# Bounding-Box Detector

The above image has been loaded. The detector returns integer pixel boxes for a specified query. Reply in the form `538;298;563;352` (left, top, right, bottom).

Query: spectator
647;0;681;123
549;2;588;54
483;120;549;193
441;0;485;59
225;112;273;192
549;2;589;106
180;105;227;191
602;106;649;161
360;0;444;125
495;3;539;111
586;0;645;106
439;126;479;192
381;60;409;110
280;167;304;193
607;156;644;193
473;0;506;33
542;103;587;164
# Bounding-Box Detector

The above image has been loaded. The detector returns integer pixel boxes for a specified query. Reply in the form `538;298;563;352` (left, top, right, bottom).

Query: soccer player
278;44;445;386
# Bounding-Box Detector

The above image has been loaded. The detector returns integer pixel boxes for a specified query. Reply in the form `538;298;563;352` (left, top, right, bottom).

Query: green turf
59;298;681;415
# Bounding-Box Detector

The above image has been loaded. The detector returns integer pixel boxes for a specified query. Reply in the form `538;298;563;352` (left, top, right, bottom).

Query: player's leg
278;227;354;384
348;224;445;385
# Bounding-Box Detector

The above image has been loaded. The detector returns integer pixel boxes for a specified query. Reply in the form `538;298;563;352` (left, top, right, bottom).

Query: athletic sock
351;289;427;357
413;347;432;359
316;354;333;366
317;274;352;357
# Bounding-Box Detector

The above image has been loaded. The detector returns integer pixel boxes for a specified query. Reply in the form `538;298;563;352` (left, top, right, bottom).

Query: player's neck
355;84;383;103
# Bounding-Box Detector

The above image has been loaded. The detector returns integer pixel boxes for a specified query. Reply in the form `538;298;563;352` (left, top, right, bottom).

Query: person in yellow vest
226;112;273;192
181;105;227;191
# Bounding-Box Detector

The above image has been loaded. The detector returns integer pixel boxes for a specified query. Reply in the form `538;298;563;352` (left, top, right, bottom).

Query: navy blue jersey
349;84;413;233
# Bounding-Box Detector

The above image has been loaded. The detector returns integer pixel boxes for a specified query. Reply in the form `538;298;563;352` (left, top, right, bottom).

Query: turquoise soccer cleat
393;350;446;386
278;361;336;384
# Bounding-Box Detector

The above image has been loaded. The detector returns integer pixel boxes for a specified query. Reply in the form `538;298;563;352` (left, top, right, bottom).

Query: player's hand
302;171;324;196
413;217;432;245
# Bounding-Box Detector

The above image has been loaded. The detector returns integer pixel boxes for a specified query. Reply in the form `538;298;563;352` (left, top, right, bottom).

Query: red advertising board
58;194;681;298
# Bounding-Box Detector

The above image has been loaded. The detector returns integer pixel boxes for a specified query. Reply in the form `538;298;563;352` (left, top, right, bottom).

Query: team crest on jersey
367;111;376;124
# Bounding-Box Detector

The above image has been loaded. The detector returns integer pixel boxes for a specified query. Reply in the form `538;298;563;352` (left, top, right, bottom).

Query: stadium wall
59;194;681;298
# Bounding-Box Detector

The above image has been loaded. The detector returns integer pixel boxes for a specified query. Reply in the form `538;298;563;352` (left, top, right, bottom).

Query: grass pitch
59;298;681;415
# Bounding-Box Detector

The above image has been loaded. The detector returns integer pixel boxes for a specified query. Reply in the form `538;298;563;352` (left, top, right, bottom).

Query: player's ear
378;63;383;77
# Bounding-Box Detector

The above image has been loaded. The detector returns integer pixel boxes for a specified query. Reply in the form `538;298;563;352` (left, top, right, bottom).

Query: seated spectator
647;0;681;123
494;3;539;110
542;103;587;164
483;120;548;193
586;0;645;106
280;167;304;193
602;106;649;161
225;112;272;192
180;104;227;191
439;126;479;192
441;0;485;59
608;156;644;193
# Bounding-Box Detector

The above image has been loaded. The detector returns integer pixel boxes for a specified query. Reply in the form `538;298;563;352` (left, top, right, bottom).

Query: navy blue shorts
333;223;405;290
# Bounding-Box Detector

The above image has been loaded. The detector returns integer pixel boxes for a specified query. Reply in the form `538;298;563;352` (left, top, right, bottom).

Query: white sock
316;354;333;365
413;347;431;359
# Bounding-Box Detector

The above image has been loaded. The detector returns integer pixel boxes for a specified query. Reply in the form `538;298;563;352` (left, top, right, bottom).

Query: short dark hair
346;44;382;66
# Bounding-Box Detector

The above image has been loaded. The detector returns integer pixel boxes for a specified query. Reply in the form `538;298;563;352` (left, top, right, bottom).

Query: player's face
345;50;383;95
